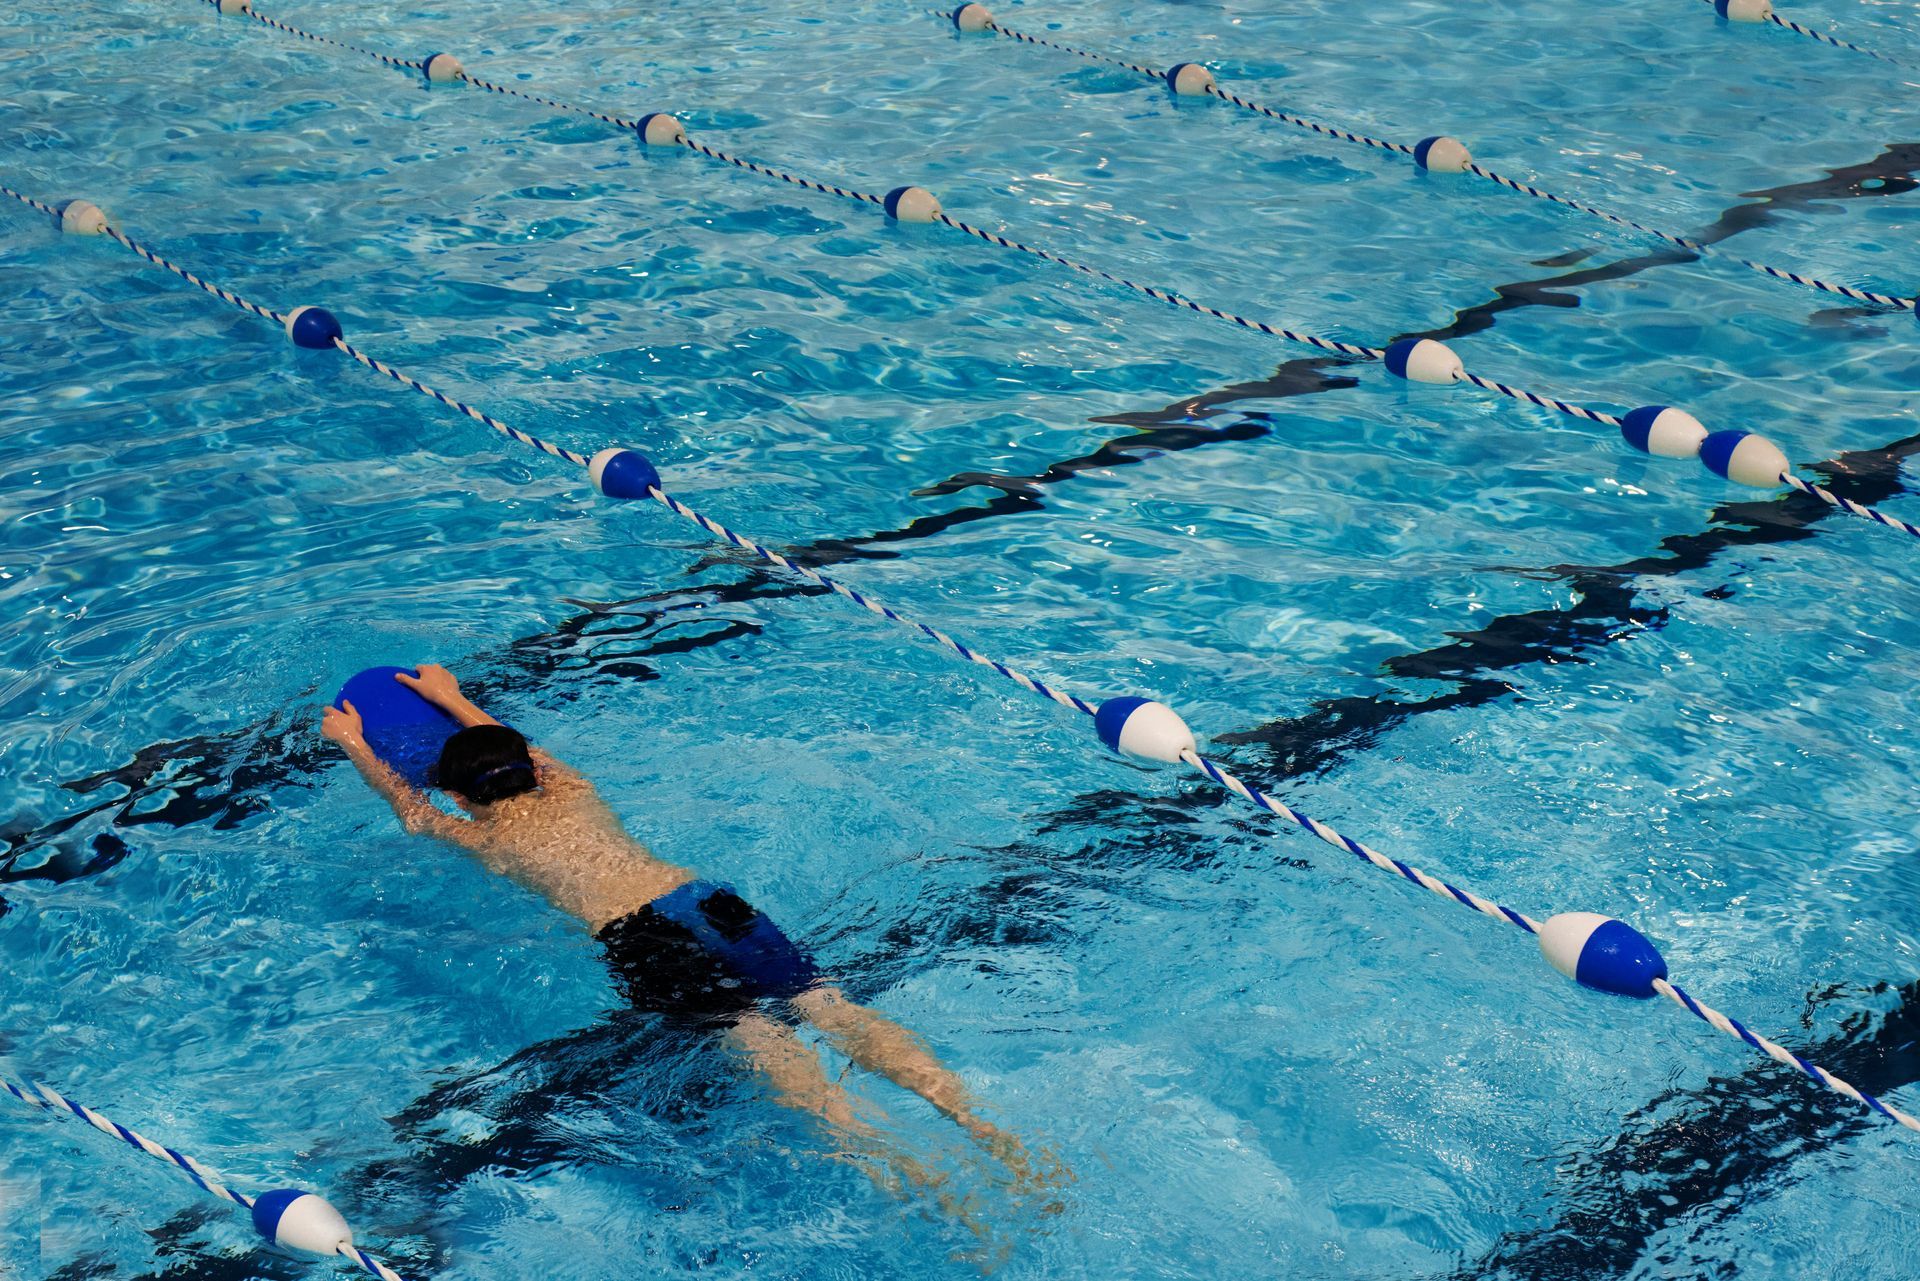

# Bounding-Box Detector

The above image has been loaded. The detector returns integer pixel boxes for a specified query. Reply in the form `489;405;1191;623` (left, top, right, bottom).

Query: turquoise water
4;0;1920;1275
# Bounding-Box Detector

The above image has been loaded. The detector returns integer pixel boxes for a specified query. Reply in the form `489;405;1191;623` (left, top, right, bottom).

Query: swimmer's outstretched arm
394;664;587;789
321;702;467;839
394;664;501;730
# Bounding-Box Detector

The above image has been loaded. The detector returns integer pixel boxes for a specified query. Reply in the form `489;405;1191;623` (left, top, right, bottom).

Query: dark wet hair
434;724;539;804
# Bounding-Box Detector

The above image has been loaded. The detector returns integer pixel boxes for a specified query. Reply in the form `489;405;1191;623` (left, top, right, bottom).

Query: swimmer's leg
790;986;1064;1190
726;1010;875;1139
727;1012;967;1209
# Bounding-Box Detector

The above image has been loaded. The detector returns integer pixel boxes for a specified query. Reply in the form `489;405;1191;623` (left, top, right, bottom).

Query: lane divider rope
1764;9;1896;62
8;185;1917;1143
1;1075;411;1279
939;5;1916;312
208;0;423;71
1699;0;1903;64
175;8;1920;540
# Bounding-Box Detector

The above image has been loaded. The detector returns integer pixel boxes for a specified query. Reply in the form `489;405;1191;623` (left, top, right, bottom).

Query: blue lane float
952;2;993;33
283;304;342;349
1537;913;1669;999
882;184;942;222
421;51;463;83
1163;61;1216;96
1704;0;1902;65
587;446;662;499
56;198;107;235
1619;405;1710;459
0;1076;412;1281
250;1189;356;1257
635;111;687;146
1701;430;1794;488
1382;337;1464;385
1412;135;1473;174
1094;696;1197;762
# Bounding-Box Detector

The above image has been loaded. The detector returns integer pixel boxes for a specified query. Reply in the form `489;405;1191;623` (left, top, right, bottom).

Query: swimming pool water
4;0;1920;1275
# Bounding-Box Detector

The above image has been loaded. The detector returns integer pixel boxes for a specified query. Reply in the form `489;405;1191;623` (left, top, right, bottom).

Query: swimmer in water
321;663;1043;1192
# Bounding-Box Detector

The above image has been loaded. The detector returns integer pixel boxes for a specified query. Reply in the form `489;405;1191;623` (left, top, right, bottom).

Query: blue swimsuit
596;880;819;1024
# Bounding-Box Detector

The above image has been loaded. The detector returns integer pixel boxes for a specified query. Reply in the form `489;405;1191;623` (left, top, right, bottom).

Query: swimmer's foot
830;1142;1005;1243
957;1114;1075;1204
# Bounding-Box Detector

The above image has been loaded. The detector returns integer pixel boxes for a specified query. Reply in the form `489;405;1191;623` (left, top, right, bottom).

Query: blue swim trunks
596;880;820;1024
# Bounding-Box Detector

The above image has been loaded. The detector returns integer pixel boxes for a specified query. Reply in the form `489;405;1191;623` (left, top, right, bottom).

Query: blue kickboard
334;666;461;788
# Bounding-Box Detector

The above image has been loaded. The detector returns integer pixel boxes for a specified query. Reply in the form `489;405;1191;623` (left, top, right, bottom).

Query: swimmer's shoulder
529;747;589;792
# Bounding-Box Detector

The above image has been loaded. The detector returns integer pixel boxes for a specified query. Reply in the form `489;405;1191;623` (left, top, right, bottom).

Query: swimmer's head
435;724;539;806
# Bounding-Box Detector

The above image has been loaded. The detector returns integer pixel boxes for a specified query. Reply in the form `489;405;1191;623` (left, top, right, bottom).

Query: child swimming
321;664;1040;1189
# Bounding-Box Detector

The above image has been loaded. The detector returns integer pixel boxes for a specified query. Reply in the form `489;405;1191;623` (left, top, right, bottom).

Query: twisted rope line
102;225;290;325
1203;83;1414;157
458;70;642;131
341;1245;407;1281
683;138;888;207
330;337;592;467
641;488;1095;714
0;183;59;218
1180;750;1541;932
1767;11;1896;62
8;197;1917;1141
1655;980;1920;1131
932;211;1382;360
965;15;1415;155
1780;471;1920;539
1465;163;1913;309
6;1078;252;1206
1456;370;1624;426
0;1075;413;1278
960;15;1914;311
979;18;1160;79
234;6;425;72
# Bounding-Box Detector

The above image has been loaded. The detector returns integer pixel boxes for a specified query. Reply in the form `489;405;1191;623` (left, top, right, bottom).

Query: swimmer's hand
396;664;462;708
321;700;367;750
396;664;501;729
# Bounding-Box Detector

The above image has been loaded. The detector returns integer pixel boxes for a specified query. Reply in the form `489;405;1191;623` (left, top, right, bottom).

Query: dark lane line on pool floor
1440;982;1920;1280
